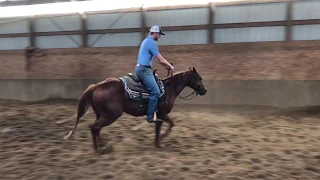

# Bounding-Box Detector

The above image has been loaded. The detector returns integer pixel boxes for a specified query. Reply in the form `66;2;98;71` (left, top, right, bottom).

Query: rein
166;68;197;101
177;90;197;100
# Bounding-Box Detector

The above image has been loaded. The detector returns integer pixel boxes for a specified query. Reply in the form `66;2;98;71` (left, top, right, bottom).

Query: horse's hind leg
90;124;99;152
89;115;116;153
92;120;105;148
92;118;106;147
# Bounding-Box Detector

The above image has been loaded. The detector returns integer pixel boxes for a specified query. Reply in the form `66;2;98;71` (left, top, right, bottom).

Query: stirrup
147;119;163;123
147;112;162;123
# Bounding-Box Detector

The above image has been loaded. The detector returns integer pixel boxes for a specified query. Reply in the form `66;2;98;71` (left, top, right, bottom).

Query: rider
135;25;174;123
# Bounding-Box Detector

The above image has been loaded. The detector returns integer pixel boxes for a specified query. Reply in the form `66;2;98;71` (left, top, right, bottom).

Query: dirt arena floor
0;99;319;180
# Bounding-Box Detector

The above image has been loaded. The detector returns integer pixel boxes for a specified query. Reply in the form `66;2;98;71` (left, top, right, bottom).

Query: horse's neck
163;72;187;97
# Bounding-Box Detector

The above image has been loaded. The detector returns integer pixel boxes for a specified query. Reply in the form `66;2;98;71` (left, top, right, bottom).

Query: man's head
149;25;165;41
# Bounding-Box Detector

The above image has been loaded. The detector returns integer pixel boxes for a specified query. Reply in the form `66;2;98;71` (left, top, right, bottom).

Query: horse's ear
189;67;192;71
192;67;196;72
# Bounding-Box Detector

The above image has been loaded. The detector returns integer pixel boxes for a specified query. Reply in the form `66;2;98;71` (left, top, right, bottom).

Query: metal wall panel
0;18;28;34
156;30;207;45
34;15;81;32
87;12;141;30
36;35;81;48
0;37;29;50
146;8;208;27
214;26;285;43
215;2;286;24
88;32;141;47
292;0;320;20
292;25;320;40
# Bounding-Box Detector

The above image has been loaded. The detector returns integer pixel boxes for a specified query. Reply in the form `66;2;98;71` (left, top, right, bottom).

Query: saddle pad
119;74;166;101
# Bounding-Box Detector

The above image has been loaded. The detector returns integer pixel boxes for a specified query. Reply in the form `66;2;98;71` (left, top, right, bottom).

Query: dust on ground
0;99;319;180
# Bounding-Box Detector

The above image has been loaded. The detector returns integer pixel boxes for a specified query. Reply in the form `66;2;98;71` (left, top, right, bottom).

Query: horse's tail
64;84;97;139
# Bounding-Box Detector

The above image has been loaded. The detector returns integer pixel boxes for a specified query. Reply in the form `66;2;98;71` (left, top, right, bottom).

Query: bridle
167;68;198;101
178;90;197;101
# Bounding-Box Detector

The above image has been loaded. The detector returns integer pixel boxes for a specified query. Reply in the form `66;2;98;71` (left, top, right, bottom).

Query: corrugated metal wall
146;8;208;26
88;33;141;47
87;12;142;47
215;26;286;43
0;37;29;50
0;18;29;50
215;2;286;43
1;1;320;50
0;18;29;34
146;8;209;45
292;0;320;40
215;2;287;23
157;30;208;45
35;15;82;48
87;12;141;29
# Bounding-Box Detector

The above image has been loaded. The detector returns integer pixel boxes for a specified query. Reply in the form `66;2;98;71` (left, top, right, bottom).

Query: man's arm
150;43;173;69
153;56;161;64
154;54;173;69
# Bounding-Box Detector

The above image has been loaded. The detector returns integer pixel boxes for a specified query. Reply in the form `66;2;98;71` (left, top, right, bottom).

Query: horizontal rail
1;18;319;38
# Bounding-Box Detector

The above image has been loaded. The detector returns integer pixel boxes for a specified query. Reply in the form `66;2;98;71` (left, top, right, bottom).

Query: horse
64;66;207;153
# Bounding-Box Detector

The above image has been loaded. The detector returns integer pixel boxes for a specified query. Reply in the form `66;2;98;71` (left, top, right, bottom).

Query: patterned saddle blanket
119;73;165;102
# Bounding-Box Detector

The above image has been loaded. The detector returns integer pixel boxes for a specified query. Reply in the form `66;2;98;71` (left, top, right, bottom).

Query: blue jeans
135;66;160;121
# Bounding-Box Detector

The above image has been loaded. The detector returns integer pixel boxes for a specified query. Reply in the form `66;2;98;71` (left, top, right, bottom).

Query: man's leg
135;68;160;121
145;77;160;121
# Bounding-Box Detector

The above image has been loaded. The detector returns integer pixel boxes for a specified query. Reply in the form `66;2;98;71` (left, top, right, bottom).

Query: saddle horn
153;68;157;75
167;62;173;77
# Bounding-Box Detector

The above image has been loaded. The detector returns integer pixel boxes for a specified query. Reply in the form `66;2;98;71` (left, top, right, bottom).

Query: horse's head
185;67;207;96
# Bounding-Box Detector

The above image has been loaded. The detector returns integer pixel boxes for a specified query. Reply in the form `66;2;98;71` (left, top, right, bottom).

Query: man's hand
165;63;174;70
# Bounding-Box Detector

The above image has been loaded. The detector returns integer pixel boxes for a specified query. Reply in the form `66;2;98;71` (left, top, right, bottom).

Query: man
135;25;174;123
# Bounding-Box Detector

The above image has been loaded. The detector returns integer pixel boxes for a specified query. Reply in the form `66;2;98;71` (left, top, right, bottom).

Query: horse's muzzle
198;88;207;96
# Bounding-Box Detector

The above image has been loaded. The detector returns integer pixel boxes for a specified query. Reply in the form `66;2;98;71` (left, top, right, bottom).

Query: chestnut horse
64;66;207;153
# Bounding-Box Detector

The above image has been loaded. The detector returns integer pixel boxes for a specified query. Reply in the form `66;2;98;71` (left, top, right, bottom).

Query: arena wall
1;40;320;107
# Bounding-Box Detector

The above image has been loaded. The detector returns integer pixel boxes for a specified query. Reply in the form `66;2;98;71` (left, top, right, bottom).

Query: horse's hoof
155;144;163;148
100;144;113;154
97;142;105;147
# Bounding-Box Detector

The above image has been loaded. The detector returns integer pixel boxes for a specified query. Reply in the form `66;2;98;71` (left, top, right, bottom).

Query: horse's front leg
158;115;175;143
154;120;163;148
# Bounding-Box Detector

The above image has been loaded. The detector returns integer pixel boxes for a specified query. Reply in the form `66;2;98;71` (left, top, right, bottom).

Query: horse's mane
162;70;190;83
